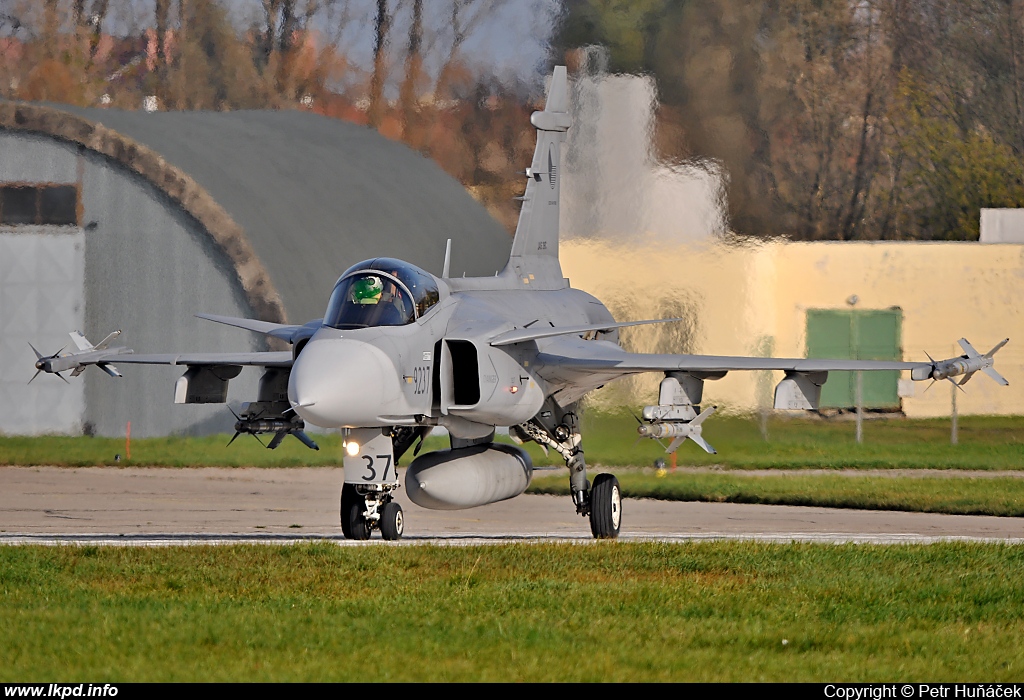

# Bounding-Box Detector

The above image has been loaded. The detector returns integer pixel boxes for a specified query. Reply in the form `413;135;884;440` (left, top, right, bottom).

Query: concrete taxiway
1;466;1022;545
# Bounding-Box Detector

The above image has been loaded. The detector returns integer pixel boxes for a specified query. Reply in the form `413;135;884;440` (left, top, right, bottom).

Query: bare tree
434;0;507;100
367;0;390;127
42;0;59;58
81;0;109;65
399;0;422;141
153;0;170;100
838;2;889;240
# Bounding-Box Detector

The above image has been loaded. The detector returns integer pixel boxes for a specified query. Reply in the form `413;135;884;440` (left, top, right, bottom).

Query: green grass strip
569;412;1024;471
530;471;1024;517
2;542;1023;681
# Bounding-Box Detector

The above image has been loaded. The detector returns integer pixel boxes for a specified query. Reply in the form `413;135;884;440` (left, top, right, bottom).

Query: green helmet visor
352;276;384;304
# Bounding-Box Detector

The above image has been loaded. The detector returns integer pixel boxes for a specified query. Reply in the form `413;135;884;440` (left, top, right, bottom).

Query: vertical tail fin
501;66;571;289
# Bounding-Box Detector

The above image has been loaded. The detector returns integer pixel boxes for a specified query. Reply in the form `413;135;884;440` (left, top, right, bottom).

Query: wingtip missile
27;331;129;383
919;338;1010;388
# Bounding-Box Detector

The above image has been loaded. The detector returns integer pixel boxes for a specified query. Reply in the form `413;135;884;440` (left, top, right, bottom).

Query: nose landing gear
340;483;404;541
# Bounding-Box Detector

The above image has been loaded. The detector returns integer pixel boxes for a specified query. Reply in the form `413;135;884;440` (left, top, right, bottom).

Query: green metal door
806;309;902;409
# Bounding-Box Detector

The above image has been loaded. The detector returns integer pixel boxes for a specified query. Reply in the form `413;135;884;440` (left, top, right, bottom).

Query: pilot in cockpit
350;274;407;326
352;275;384;305
325;258;437;329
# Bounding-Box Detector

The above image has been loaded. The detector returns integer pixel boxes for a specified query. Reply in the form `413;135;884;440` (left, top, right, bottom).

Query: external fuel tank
405;443;533;510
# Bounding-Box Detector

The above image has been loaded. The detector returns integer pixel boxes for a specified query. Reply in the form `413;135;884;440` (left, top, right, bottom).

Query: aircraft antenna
442;239;452;278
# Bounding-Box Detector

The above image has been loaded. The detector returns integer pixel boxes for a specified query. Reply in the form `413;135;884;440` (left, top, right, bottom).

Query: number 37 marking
361;454;394;481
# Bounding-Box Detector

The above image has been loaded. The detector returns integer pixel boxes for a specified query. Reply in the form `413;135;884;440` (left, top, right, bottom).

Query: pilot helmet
352;276;383;304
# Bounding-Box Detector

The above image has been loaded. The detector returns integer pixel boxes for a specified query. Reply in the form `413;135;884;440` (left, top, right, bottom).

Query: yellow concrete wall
561;239;1024;416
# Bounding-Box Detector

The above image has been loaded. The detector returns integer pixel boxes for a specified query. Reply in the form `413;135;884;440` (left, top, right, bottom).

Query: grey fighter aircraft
32;66;1008;540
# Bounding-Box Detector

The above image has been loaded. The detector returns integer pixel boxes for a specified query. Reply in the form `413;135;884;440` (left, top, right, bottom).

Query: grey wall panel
0;229;85;434
0;132;78;183
80;151;261;438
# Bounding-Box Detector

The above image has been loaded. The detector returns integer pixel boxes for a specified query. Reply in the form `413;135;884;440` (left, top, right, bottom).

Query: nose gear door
343;429;399;486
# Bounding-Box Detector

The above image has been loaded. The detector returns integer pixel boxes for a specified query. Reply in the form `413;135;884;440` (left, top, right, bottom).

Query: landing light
345;441;360;457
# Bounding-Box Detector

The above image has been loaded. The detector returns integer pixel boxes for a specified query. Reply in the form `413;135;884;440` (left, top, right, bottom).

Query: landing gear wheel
340;483;370;540
380;501;404;541
589;473;621;539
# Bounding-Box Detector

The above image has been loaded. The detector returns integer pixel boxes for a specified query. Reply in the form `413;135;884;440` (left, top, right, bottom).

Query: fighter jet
31;66;1008;540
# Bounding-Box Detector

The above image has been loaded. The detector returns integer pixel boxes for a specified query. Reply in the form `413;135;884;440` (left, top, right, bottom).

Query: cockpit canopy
324;258;440;329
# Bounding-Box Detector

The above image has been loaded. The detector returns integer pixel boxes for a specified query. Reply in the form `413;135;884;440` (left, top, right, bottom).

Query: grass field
2;542;1023;682
2;413;1022;470
530;470;1024;517
572;412;1024;470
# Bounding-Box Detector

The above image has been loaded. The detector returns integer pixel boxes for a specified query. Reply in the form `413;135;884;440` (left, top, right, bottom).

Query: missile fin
266;431;288;450
958;338;981;358
69;330;93;351
666;436;686;454
689;434;717;455
983;367;1009;386
92;330;122;351
98;363;122;378
985;338;1010;358
690;405;717;427
292;430;320;451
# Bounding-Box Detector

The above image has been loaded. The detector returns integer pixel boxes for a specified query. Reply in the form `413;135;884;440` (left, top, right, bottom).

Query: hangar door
806;309;902;409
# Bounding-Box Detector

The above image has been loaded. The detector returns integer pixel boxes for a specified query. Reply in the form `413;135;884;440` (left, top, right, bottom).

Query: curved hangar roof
0;103;512;323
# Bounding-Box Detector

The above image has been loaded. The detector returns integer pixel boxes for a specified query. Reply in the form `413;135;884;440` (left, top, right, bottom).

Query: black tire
340;483;371;540
589;473;622;539
380;501;404;541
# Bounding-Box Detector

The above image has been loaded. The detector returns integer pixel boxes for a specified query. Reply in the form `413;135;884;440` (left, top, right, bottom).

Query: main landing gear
589;473;621;539
516;408;622;539
340;483;404;541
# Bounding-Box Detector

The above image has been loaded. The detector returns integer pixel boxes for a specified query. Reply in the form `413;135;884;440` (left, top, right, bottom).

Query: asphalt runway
2;466;1023;545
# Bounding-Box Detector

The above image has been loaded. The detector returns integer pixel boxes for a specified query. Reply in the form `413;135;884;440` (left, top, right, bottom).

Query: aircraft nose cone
288;338;402;428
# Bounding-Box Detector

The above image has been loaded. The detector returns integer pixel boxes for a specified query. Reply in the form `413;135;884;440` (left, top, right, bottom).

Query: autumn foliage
4;0;1024;240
